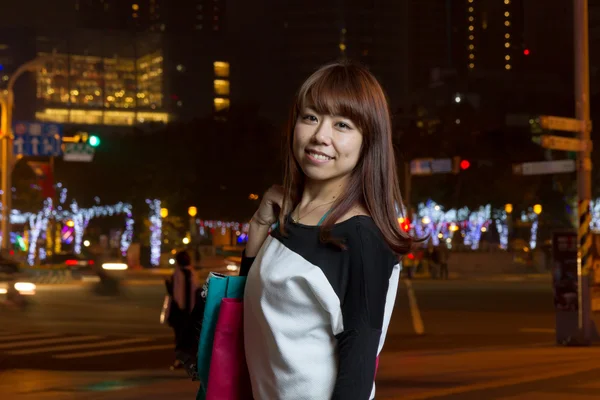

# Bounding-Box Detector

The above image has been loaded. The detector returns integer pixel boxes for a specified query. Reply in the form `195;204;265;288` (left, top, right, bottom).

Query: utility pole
574;0;594;344
0;56;51;252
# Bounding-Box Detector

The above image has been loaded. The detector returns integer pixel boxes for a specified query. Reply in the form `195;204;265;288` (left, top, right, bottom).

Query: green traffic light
88;135;100;147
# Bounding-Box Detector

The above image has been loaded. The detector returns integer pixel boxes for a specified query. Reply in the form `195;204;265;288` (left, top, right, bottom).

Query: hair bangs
296;66;371;133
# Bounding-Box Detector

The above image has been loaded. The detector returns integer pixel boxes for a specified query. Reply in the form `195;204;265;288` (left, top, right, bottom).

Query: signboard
539;115;586;132
540;135;592;152
13;122;63;156
513;159;575;175
63;143;95;162
410;158;453;176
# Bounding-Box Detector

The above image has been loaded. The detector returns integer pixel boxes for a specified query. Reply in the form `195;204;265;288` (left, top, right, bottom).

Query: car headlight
14;282;36;295
102;263;128;271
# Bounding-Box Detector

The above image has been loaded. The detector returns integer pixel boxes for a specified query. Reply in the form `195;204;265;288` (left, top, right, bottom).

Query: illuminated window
468;7;473;12
469;44;475;50
214;97;230;112
505;21;510;26
469;16;474;22
504;11;510;17
505;42;510;48
213;61;229;77
505;64;512;70
505;55;511;60
469;54;475;59
214;79;230;96
469;35;474;40
469;25;474;31
505;33;510;39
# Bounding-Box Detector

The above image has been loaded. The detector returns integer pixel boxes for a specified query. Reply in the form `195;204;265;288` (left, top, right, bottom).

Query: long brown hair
279;60;412;255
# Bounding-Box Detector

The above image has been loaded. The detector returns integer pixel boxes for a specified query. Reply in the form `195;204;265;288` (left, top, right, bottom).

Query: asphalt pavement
1;274;588;399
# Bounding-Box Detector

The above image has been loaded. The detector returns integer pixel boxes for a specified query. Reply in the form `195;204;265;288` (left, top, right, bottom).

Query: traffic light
88;135;100;147
523;48;530;56
460;159;471;170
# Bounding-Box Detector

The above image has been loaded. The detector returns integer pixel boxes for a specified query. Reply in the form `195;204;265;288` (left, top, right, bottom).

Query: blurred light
132;3;139;10
84;240;91;247
505;204;513;214
533;204;542;215
468;25;474;31
66;220;75;228
460;160;471;170
469;63;475;69
169;258;175;265
481;227;488;233
434;205;441;211
183;237;190;245
421;216;431;225
505;0;510;3
188;206;197;217
505;33;511;39
505;42;511;48
524;48;530;56
454;95;462;103
0;288;6;294
456;119;461;124
505;64;512;70
227;264;239;272
446;238;452;243
450;224;459;232
504;11;510;17
160;208;168;218
102;263;128;271
15;282;36;295
407;253;415;260
438;233;443;239
88;135;100;147
339;43;347;51
505;55;511;60
505;21;510;26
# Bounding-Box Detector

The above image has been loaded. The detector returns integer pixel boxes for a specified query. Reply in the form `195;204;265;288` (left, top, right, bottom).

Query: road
0;277;557;374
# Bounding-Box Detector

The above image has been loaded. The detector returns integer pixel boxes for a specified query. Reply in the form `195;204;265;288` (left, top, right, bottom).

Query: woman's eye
336;122;352;130
302;115;318;122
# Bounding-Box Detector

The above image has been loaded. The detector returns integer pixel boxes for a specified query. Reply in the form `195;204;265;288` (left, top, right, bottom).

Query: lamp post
188;206;197;239
0;55;52;251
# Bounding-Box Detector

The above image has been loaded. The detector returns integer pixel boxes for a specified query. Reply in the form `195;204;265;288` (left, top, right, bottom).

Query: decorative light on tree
493;210;509;250
147;199;162;267
27;199;53;265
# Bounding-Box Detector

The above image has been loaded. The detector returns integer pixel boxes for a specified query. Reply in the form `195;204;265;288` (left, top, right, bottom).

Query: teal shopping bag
197;273;246;400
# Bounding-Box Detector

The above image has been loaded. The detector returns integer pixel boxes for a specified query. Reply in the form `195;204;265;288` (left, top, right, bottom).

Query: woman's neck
299;176;347;208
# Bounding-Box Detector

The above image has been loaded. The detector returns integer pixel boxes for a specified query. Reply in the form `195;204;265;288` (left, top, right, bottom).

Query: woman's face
293;107;363;183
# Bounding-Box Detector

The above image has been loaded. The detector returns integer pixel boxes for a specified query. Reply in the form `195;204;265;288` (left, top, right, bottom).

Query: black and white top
241;215;401;400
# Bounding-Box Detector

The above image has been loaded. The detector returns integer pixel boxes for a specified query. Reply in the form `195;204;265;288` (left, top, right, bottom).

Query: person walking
240;61;417;400
165;250;198;370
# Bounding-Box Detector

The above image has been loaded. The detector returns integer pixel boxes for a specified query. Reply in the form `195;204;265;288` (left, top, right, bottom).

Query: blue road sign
13;121;63;156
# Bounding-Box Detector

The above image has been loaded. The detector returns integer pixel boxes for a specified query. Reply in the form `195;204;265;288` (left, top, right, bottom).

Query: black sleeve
239;250;256;277
331;224;394;400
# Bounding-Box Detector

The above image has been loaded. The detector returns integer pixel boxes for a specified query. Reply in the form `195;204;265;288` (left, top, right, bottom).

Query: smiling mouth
306;150;334;161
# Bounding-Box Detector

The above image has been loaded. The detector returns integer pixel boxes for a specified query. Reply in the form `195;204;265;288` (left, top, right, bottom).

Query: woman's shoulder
335;213;396;259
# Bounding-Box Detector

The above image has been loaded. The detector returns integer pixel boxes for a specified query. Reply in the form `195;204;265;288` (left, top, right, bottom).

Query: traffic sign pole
574;0;595;345
0;91;12;252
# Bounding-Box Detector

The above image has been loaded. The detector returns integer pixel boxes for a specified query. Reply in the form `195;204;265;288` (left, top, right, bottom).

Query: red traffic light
460;160;471;170
523;49;530;56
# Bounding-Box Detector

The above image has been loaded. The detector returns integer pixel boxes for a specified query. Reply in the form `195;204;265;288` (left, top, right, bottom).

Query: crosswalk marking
55;344;173;359
0;332;61;342
8;337;152;355
0;335;101;350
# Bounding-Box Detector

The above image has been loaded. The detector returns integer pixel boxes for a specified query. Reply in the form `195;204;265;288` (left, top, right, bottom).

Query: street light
533;204;542;215
160;208;168;218
505;204;513;214
0;55;53;251
188;206;197;217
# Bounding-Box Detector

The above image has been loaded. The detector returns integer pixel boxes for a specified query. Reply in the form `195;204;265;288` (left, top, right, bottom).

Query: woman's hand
251;185;285;227
246;185;285;257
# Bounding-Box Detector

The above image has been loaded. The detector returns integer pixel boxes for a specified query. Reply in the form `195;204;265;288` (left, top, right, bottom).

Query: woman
240;61;413;400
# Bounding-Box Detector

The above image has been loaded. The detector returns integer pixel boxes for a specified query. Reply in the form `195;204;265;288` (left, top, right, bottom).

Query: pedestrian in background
165;250;198;370
240;61;420;400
